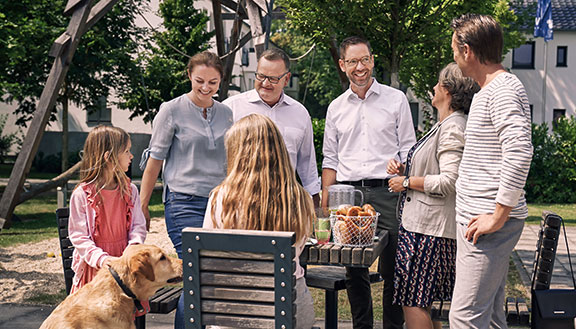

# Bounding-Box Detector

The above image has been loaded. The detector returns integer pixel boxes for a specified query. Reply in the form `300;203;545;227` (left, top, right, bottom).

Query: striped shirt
455;72;533;224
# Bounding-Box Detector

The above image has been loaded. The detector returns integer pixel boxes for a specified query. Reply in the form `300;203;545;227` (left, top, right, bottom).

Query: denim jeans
164;187;208;329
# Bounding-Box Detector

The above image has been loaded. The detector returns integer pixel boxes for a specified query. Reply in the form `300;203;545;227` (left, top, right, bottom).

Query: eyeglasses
255;71;289;84
343;56;371;67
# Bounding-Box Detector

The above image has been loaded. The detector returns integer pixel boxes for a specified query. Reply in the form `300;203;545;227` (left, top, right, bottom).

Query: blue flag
534;0;553;41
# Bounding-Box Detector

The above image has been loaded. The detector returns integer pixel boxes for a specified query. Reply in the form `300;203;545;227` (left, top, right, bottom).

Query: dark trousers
345;186;404;329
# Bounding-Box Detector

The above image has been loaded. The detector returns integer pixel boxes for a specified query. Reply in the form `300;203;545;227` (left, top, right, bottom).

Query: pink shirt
68;183;147;286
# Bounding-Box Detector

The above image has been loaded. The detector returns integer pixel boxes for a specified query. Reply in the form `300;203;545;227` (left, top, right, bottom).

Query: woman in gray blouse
139;51;233;329
386;63;480;329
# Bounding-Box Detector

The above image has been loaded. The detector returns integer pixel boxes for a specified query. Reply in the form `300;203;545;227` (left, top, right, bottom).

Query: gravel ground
0;217;174;304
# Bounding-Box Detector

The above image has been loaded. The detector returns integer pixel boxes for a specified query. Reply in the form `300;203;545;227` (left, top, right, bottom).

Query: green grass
0;194;59;247
526;203;576;225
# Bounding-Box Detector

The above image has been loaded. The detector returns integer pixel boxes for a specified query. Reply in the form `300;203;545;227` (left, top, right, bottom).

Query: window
512;42;535;69
241;47;249;66
409;102;419;129
553;108;566;129
86;96;111;125
557;46;567;67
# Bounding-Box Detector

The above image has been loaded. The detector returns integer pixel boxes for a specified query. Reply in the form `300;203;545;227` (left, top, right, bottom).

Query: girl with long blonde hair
204;113;316;328
68;125;147;296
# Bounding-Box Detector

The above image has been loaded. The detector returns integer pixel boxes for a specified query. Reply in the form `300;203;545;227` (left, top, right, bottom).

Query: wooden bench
56;208;181;328
430;297;530;326
182;227;298;329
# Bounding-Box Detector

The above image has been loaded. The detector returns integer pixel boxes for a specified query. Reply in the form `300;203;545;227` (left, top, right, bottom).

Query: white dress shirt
223;89;321;195
322;79;416;182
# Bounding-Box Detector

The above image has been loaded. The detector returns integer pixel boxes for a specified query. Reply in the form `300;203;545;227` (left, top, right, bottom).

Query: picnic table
299;229;389;328
300;229;389;267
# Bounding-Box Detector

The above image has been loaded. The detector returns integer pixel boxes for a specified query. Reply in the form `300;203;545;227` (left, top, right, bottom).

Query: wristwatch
402;176;410;189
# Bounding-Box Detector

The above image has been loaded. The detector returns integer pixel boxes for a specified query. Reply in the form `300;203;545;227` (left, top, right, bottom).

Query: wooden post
0;0;119;229
212;0;226;57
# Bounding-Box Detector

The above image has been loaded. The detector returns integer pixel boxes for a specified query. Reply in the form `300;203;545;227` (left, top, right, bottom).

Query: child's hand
103;256;119;268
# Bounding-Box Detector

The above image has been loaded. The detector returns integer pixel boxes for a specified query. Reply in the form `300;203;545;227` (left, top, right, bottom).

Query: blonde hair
210;114;314;242
79;125;131;199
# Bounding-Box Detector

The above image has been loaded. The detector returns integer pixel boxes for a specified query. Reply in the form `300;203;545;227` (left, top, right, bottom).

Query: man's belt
339;179;389;187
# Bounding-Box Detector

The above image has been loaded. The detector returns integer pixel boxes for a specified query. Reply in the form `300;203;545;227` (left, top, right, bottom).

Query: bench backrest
56;207;74;295
182;227;296;329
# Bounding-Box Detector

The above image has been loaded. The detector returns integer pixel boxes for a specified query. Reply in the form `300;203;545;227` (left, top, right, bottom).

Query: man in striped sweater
448;14;533;329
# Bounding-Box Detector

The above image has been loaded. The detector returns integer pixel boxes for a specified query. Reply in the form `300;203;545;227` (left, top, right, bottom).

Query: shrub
0;114;22;163
312;118;325;174
526;117;576;203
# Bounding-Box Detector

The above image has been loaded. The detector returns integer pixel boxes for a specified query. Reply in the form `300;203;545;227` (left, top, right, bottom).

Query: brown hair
339;36;372;59
210;114;314;242
78;125;131;199
186;51;224;77
438;63;480;114
259;48;291;71
451;14;503;65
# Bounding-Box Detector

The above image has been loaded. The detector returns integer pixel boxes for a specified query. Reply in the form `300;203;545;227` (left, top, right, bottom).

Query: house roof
516;0;576;31
553;0;576;30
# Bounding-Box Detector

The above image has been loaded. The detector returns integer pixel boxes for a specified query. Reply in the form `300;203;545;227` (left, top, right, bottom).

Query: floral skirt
393;226;456;307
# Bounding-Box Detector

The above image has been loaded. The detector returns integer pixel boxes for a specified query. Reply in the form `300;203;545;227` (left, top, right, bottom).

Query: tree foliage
279;0;531;108
0;0;149;126
116;0;213;123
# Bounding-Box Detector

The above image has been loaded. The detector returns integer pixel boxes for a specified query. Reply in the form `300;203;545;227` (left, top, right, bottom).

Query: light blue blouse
140;94;233;199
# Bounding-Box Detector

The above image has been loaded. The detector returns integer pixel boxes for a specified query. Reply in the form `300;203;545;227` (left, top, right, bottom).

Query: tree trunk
61;93;69;172
328;38;349;92
17;160;81;205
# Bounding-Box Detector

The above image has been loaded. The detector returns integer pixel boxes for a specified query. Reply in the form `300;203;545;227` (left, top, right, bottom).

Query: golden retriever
40;244;183;329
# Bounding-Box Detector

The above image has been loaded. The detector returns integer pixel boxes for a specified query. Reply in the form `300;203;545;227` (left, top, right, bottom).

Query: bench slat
202;300;275;317
319;244;332;263
351;247;363;265
199;250;274;260
149;287;182;314
201;272;274;288
202;314;274;328
201;286;274;302
200;258;274;274
330;245;342;264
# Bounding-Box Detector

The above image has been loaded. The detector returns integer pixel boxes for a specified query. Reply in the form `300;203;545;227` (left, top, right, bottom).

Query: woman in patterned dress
386;63;480;329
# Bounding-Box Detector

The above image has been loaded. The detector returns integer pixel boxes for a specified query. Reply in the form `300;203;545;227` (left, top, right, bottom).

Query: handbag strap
560;218;576;289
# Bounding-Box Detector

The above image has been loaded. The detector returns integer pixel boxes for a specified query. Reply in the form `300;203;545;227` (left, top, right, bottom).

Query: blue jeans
164;188;208;329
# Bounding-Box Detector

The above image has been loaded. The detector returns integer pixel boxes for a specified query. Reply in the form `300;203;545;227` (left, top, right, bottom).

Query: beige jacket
400;112;466;239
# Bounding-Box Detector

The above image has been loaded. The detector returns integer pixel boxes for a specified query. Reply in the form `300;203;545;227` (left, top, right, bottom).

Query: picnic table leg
325;290;338;329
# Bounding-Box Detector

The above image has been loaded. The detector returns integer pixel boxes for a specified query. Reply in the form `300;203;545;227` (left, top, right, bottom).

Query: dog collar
108;267;145;313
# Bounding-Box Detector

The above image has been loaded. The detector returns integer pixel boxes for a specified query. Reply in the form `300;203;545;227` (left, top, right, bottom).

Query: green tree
0;0;149;169
280;0;530;110
116;0;213;123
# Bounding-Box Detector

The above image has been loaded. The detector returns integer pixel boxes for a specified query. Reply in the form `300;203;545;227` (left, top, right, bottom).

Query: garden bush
526;117;576;203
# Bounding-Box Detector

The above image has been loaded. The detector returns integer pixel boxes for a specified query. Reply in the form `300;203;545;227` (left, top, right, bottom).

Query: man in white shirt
322;36;416;329
224;48;320;205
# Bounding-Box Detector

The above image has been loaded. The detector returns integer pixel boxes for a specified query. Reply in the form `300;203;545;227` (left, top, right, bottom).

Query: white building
503;0;576;124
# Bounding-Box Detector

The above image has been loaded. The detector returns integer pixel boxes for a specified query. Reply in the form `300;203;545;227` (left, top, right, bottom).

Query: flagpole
541;40;548;123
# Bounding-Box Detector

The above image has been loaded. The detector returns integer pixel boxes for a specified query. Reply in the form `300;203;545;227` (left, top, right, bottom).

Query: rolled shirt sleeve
148;102;175;161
